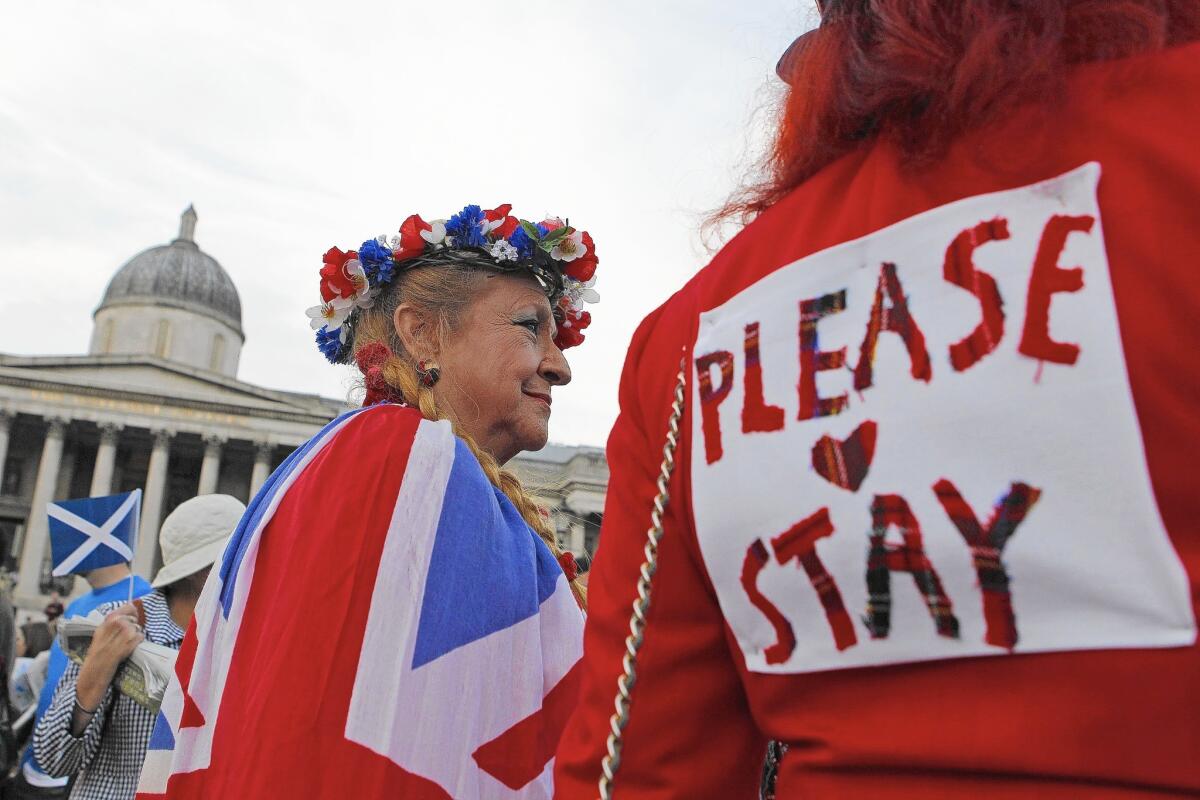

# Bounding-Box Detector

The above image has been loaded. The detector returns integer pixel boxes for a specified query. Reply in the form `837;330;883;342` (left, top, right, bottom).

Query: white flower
421;220;447;245
550;230;586;262
563;275;600;306
489;239;518;262
342;259;376;309
579;275;600;303
305;295;355;331
344;259;368;292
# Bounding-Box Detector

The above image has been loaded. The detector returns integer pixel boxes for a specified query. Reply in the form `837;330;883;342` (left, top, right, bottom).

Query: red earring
416;359;440;388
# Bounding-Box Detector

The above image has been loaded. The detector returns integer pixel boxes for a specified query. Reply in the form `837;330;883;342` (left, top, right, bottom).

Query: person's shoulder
1070;38;1200;94
326;403;426;444
306;404;454;479
63;580;145;618
63;594;93;617
90;588;161;617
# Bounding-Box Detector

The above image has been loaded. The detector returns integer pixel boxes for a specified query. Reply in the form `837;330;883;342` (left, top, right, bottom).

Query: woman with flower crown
135;204;599;800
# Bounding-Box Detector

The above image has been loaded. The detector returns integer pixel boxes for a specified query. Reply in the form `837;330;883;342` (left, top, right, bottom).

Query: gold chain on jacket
598;357;687;800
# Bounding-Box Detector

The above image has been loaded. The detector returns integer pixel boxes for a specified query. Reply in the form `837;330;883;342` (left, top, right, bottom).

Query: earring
416;359;441;388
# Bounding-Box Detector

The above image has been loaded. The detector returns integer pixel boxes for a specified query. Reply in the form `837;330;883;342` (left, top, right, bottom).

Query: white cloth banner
690;163;1195;674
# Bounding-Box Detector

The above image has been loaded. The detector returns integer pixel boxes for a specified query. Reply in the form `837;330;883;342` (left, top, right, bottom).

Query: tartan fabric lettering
864;494;960;640
689;163;1195;674
797;290;849;420
771;509;857;652
934;479;1043;650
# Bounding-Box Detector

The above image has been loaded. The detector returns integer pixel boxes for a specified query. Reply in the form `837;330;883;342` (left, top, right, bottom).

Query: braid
363;323;587;609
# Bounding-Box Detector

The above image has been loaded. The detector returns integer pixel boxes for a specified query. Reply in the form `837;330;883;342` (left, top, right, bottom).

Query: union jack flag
136;405;584;798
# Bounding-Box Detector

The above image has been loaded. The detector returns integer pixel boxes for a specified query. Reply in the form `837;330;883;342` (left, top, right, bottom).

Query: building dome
96;206;242;335
89;207;245;377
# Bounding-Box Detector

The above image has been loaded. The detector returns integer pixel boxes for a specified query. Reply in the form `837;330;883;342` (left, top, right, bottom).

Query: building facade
0;208;607;608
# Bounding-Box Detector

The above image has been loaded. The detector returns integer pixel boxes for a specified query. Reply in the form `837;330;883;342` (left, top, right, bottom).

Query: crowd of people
2;1;1199;797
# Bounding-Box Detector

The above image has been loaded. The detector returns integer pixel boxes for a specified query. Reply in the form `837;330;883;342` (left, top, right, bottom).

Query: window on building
0;519;22;573
154;319;171;358
1;457;23;497
210;334;225;371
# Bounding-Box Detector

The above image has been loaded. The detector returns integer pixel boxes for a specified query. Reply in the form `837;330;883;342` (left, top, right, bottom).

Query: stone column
16;417;68;598
0;410;14;494
134;429;172;577
197;435;224;495
249;441;273;496
89;422;122;497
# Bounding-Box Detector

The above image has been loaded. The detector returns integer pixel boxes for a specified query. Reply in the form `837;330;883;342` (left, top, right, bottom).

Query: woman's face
431;274;572;463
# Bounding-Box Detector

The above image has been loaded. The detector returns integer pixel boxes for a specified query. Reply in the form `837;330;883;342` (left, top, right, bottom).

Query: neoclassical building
0;208;608;607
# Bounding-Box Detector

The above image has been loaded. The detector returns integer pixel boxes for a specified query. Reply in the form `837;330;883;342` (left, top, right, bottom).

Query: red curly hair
720;0;1200;224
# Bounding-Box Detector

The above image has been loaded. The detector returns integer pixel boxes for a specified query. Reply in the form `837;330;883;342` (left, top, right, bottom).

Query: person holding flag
32;494;244;800
11;490;153;800
137;203;596;799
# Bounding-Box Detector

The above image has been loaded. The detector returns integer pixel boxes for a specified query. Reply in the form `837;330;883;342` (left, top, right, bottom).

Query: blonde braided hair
352;266;587;608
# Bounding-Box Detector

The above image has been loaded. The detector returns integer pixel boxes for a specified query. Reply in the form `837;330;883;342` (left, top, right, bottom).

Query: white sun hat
151;494;245;589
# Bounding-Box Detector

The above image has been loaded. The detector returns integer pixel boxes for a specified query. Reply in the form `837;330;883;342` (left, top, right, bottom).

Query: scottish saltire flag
48;489;141;577
137;405;584;799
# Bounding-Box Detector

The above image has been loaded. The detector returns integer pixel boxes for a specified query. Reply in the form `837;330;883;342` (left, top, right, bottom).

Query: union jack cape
136;404;584;798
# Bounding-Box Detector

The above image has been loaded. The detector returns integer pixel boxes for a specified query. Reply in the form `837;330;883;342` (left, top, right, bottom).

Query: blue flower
508;226;534;258
507;222;551;259
358;239;395;288
315;326;347;363
371;259;395;286
445;204;488;248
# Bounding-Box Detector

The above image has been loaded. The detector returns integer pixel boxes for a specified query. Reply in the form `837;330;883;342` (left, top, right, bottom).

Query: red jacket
556;42;1200;799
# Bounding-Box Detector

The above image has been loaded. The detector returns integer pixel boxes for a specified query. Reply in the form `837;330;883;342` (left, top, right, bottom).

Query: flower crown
306;204;599;364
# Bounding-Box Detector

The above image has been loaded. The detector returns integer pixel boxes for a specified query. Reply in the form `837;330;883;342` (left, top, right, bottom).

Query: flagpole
129;488;142;606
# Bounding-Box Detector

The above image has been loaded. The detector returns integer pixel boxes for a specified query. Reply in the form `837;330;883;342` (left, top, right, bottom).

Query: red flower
482;204;519;239
555;326;585;349
554;310;590;350
558;551;580;582
539;218;566;232
395;214;431;262
319;247;358;301
484;203;512;222
564;231;598;282
492;216;520;238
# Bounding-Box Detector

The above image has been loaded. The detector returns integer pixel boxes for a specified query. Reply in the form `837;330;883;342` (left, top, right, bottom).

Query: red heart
811;421;877;492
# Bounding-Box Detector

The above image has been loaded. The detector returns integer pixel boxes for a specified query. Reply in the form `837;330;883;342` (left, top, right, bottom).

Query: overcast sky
0;0;817;447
